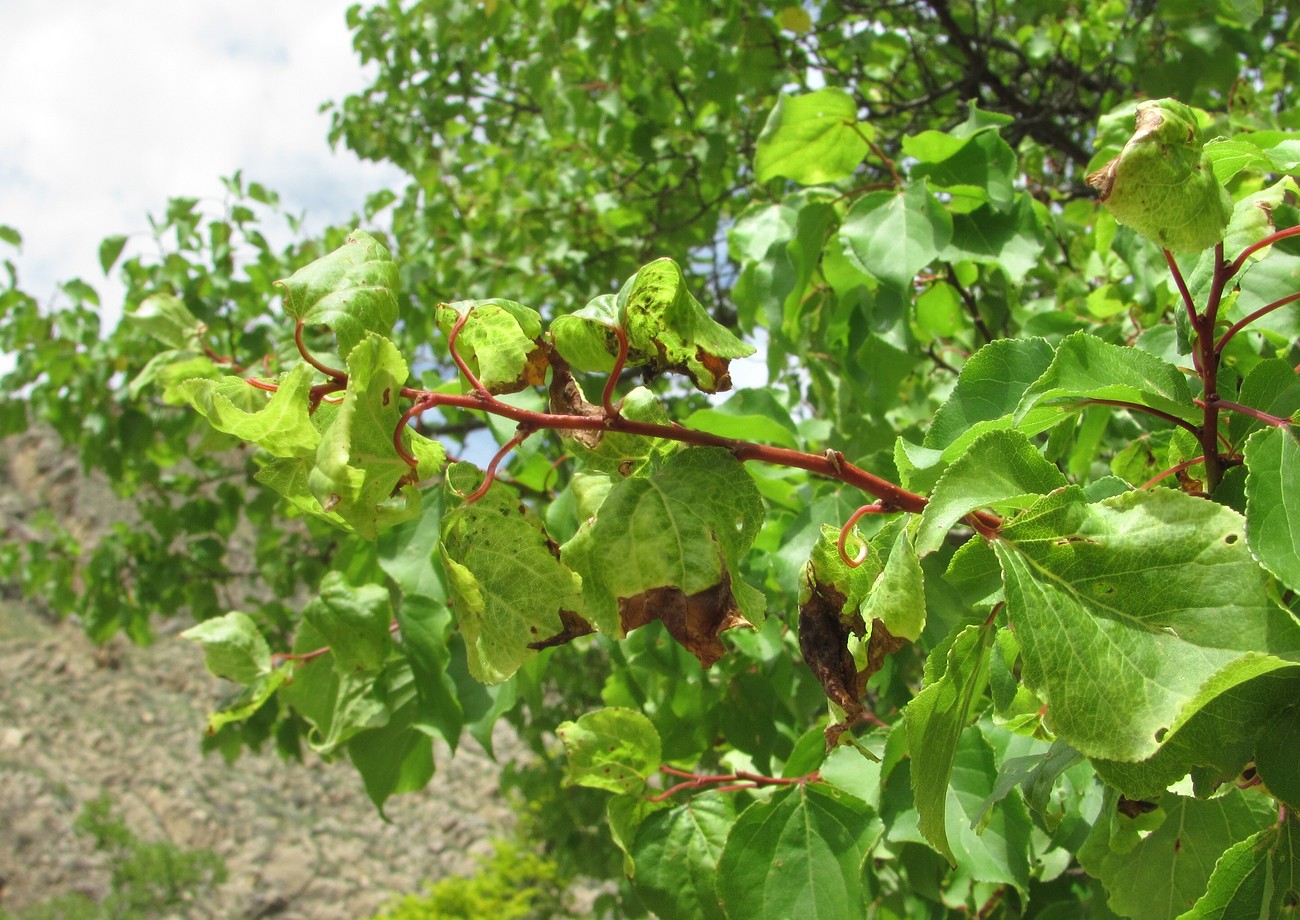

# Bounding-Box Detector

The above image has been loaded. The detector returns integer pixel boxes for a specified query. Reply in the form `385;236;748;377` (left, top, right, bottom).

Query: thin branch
1216;291;1300;354
1227;224;1300;277
1162;249;1198;339
1201;398;1290;430
1079;398;1202;440
1140;455;1206;490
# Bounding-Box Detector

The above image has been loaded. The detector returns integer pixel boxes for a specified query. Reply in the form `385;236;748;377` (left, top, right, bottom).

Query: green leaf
1017;330;1197;429
905;129;1016;212
202;668;289;735
924;337;1056;465
277;228;399;360
1087;98;1233;252
434;298;547;394
0;224;20;248
178;363;320;458
1081;790;1275;920
181;610;273;685
302;571;394;674
839;181;954;293
1244;426;1300;592
440;463;586;684
308;334;444;538
390;595;461;747
943;728;1033;894
916;429;1068;556
1253;703;1300;810
630;796;734;920
1202;137;1274;184
1177;817;1300;920
754;88;871;185
994;488;1300;761
127;293;205;350
98;234;128;275
905;622;994;864
863;521;926;642
1229;359;1300;448
561;447;764;667
347;664;435;813
715;784;880;920
556;707;661;793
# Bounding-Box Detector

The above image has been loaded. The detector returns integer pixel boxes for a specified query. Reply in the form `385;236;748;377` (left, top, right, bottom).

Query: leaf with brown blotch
798;579;866;718
619;571;753;668
528;608;596;650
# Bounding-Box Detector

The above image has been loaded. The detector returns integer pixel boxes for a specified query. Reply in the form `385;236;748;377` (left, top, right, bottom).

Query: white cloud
0;0;404;325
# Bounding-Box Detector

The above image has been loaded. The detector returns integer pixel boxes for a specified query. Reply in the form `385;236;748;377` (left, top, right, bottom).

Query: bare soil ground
0;434;517;919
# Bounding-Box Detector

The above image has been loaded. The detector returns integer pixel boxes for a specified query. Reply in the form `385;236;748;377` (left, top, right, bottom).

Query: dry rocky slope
0;434;517;918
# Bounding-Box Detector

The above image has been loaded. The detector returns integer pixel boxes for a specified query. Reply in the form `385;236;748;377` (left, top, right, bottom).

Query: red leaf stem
646;766;821;802
1078;398;1202;440
446;307;491;398
837;503;890;568
1140;454;1207;490
1227;224;1300;276
294;320;347;381
1216;291;1300;354
462;427;535;505
1198;397;1289;429
601;324;630;417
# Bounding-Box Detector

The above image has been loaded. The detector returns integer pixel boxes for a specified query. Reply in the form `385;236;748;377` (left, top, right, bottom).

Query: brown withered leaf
528;608;596;651
798;580;866;720
618;571;752;668
547;355;605;449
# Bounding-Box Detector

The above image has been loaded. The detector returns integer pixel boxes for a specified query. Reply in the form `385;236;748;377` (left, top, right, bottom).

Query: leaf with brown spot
619;571;753;668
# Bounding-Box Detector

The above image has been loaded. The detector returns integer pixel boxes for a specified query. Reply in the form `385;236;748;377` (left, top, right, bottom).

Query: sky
0;0;404;326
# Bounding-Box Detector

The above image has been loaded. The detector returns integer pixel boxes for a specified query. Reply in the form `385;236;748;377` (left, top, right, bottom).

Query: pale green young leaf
125;293;203;349
1016;330;1197;430
905;622;994;865
549;293;622;373
277;228;399;360
839;181;954;293
556;707;661;794
631;796;734;920
302;571;394;674
1202;137;1274;184
1087;98;1233;252
178;363;321;459
916;429;1068;556
181;610;273;685
995;488;1300;761
1244;426;1300;592
202;668;289;735
434;298;547;394
440;463;585;684
754;87;871;185
715;785;880;920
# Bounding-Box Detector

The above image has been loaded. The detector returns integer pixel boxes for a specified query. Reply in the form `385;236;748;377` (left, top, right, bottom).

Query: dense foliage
3;2;1300;917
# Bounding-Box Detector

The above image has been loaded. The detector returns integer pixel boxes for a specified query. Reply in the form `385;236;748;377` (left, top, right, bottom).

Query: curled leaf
1087;99;1232;253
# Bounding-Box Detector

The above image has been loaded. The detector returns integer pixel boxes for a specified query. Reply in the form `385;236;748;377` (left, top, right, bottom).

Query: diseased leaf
435;298;548;394
552;259;754;393
308;334;444;538
440;463;586;684
1080;790;1276;920
562;448;764;667
556;707;661;794
277;229;399;360
1087;98;1233;252
995;488;1300;761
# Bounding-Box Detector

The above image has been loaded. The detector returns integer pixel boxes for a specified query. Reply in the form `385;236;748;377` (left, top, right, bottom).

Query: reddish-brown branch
1163;249;1198;367
1200;398;1290;430
1079;398;1201;440
646;766;821;802
1140;455;1207;490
